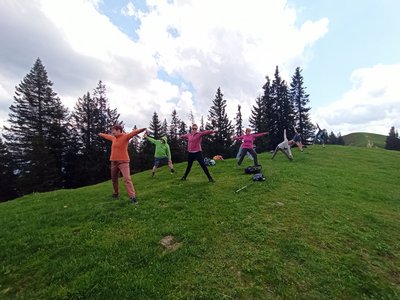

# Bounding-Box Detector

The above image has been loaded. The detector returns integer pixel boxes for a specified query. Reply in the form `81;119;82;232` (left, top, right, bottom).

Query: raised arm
252;132;269;138
127;128;146;139
199;129;216;137
145;135;157;144
232;134;244;141
98;133;114;141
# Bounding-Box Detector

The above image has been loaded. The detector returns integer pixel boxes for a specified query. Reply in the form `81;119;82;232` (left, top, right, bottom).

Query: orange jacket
99;128;145;161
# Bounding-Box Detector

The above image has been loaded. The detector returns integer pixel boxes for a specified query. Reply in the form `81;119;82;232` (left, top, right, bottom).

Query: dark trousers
182;151;213;180
238;148;258;166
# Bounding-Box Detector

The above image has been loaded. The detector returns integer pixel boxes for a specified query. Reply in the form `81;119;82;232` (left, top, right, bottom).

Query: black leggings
238;148;258;166
182;151;212;180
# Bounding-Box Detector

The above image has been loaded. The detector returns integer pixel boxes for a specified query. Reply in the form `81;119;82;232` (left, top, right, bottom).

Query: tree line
2;57;394;202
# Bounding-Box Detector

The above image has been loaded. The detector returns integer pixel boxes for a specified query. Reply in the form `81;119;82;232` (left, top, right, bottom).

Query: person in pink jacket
232;128;268;166
179;124;216;182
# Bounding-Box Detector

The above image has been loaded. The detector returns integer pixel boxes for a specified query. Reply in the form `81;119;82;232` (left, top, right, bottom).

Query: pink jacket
232;132;268;149
179;130;215;153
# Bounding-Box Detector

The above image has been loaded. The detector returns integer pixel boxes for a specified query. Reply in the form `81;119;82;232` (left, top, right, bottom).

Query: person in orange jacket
99;125;146;204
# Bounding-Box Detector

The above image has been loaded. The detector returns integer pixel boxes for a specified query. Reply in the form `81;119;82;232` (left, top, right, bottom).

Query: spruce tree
178;121;188;155
3;58;69;194
128;125;140;172
234;105;244;136
328;131;337;144
270;67;294;147
385;126;400;150
71;82;121;185
137;112;162;171
233;105;244;155
205;87;233;158
0;138;18;201
250;76;276;152
169;110;184;163
290;67;313;143
161;119;168;137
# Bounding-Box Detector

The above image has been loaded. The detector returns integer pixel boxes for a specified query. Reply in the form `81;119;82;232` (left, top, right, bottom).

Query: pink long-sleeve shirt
232;132;268;149
179;130;215;153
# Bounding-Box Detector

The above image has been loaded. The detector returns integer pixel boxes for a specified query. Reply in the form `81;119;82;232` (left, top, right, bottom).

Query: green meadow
1;145;399;299
342;132;386;148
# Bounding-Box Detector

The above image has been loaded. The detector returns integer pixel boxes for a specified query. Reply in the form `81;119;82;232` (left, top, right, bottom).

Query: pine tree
178;121;188;155
249;76;274;152
161;119;168;137
290;67;313;143
200;116;205;131
169;110;184;163
205;87;233;158
337;132;345;145
385;126;400;150
234;105;244;136
3;58;69;194
137;112;162;171
71;82;121;185
149;112;162;138
233;105;244;155
270;67;294;148
71;92;99;185
328;131;337;144
128;125;140;172
0;138;18;201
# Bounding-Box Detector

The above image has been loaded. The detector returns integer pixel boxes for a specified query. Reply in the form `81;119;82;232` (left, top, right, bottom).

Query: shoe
171;169;175;173
112;193;119;198
152;172;155;177
208;178;215;183
180;177;186;181
130;196;137;204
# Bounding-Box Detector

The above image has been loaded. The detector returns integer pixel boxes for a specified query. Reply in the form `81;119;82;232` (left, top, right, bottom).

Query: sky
0;0;399;136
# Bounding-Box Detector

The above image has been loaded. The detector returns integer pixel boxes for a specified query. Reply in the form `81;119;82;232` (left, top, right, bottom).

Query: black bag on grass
253;173;266;181
244;165;262;174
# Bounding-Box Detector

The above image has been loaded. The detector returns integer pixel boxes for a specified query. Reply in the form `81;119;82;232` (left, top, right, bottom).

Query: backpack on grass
252;173;266;181
244;165;262;174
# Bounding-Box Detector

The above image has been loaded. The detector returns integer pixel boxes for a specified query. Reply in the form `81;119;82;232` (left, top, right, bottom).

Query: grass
1;145;399;299
342;132;386;148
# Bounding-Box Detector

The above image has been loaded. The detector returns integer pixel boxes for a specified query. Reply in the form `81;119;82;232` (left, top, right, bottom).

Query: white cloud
0;0;329;131
313;64;400;135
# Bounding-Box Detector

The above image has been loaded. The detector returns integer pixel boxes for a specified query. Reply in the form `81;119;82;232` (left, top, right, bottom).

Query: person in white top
271;129;293;161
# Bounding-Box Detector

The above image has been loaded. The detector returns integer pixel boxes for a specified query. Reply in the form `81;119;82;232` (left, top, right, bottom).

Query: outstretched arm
252;132;269;138
127;127;146;139
199;129;216;137
98;133;113;141
232;135;243;141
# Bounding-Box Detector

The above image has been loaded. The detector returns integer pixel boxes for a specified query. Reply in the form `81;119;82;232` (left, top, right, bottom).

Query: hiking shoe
130;196;137;204
112;193;119;198
171;169;175;174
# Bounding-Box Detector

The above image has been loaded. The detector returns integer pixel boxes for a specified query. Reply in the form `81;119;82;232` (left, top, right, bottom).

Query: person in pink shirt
179;124;216;182
232;128;268;166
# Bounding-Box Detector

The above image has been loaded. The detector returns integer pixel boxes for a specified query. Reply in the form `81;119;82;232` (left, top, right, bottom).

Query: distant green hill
1;146;399;299
342;132;386;148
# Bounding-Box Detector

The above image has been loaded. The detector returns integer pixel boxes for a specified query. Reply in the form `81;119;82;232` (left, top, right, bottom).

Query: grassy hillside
1;146;399;299
342;132;386;148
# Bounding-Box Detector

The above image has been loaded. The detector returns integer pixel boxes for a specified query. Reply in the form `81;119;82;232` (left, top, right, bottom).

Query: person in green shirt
144;131;175;177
